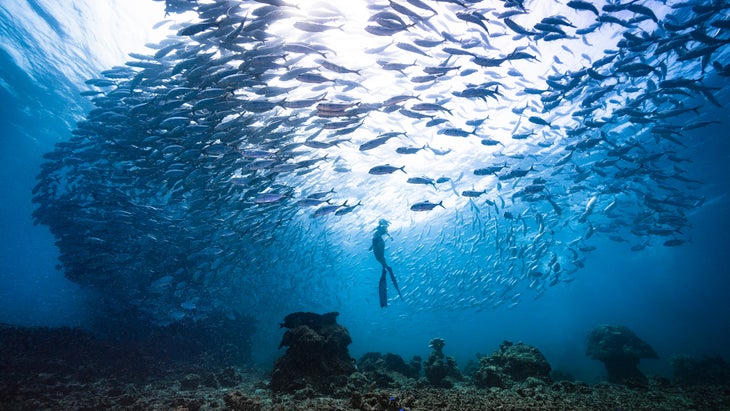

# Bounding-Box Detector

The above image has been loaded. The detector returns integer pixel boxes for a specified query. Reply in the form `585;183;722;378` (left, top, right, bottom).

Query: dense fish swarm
33;0;728;324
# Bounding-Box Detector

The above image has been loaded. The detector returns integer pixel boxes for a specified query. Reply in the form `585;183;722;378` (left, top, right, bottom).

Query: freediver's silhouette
370;219;403;308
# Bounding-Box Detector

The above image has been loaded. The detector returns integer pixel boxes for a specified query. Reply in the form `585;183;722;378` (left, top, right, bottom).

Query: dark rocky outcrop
270;312;355;395
586;324;658;386
473;340;551;388
424;338;462;388
357;352;421;388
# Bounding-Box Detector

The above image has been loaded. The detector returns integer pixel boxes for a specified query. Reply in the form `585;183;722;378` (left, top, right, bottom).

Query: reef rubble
3;363;729;410
2;322;730;410
357;352;421;389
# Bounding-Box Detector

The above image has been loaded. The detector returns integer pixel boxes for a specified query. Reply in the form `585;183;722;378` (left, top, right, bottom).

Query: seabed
2;323;729;411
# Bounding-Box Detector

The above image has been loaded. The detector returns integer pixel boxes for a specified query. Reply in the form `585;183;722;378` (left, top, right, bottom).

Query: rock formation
270;312;355;394
424;338;462;388
586;324;658;386
473;340;551;388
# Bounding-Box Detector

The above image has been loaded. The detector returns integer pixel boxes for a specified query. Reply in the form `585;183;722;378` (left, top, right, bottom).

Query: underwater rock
473;340;551;388
278;311;339;330
217;367;242;388
270;312;355;394
345;371;370;393
350;390;415;411
671;355;730;386
357;352;421;388
424;338;462;388
179;373;201;391
408;356;422;378
384;353;420;379
222;391;262;411
586;324;658;386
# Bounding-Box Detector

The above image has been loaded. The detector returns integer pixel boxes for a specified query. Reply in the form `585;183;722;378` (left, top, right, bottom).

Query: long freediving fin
379;268;387;308
387;266;403;301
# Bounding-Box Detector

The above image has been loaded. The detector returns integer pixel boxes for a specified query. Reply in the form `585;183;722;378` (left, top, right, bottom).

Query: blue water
1;0;729;383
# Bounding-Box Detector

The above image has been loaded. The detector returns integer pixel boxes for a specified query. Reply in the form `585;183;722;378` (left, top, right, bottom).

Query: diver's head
374;219;390;237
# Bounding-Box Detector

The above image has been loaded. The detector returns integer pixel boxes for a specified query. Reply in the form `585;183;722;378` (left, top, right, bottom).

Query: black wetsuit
372;233;402;307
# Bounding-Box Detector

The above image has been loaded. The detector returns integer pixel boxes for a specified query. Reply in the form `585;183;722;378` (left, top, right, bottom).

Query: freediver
370;219;403;308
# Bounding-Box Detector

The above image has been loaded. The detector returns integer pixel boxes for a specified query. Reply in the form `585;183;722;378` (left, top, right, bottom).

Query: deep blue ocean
1;0;729;384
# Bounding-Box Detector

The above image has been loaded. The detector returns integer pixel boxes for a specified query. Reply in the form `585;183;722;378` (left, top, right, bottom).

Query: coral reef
270;312;356;395
671;355;730;386
424;338;462;388
586;324;658;386
473;340;551;388
2;324;730;410
350;390;416;411
223;391;263;411
357;352;421;387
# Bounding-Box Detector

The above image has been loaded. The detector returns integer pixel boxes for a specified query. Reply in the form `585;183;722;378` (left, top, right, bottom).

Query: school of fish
31;0;728;324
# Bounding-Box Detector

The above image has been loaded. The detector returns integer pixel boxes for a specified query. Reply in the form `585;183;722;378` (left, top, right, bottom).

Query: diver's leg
379;268;387;308
386;265;403;301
